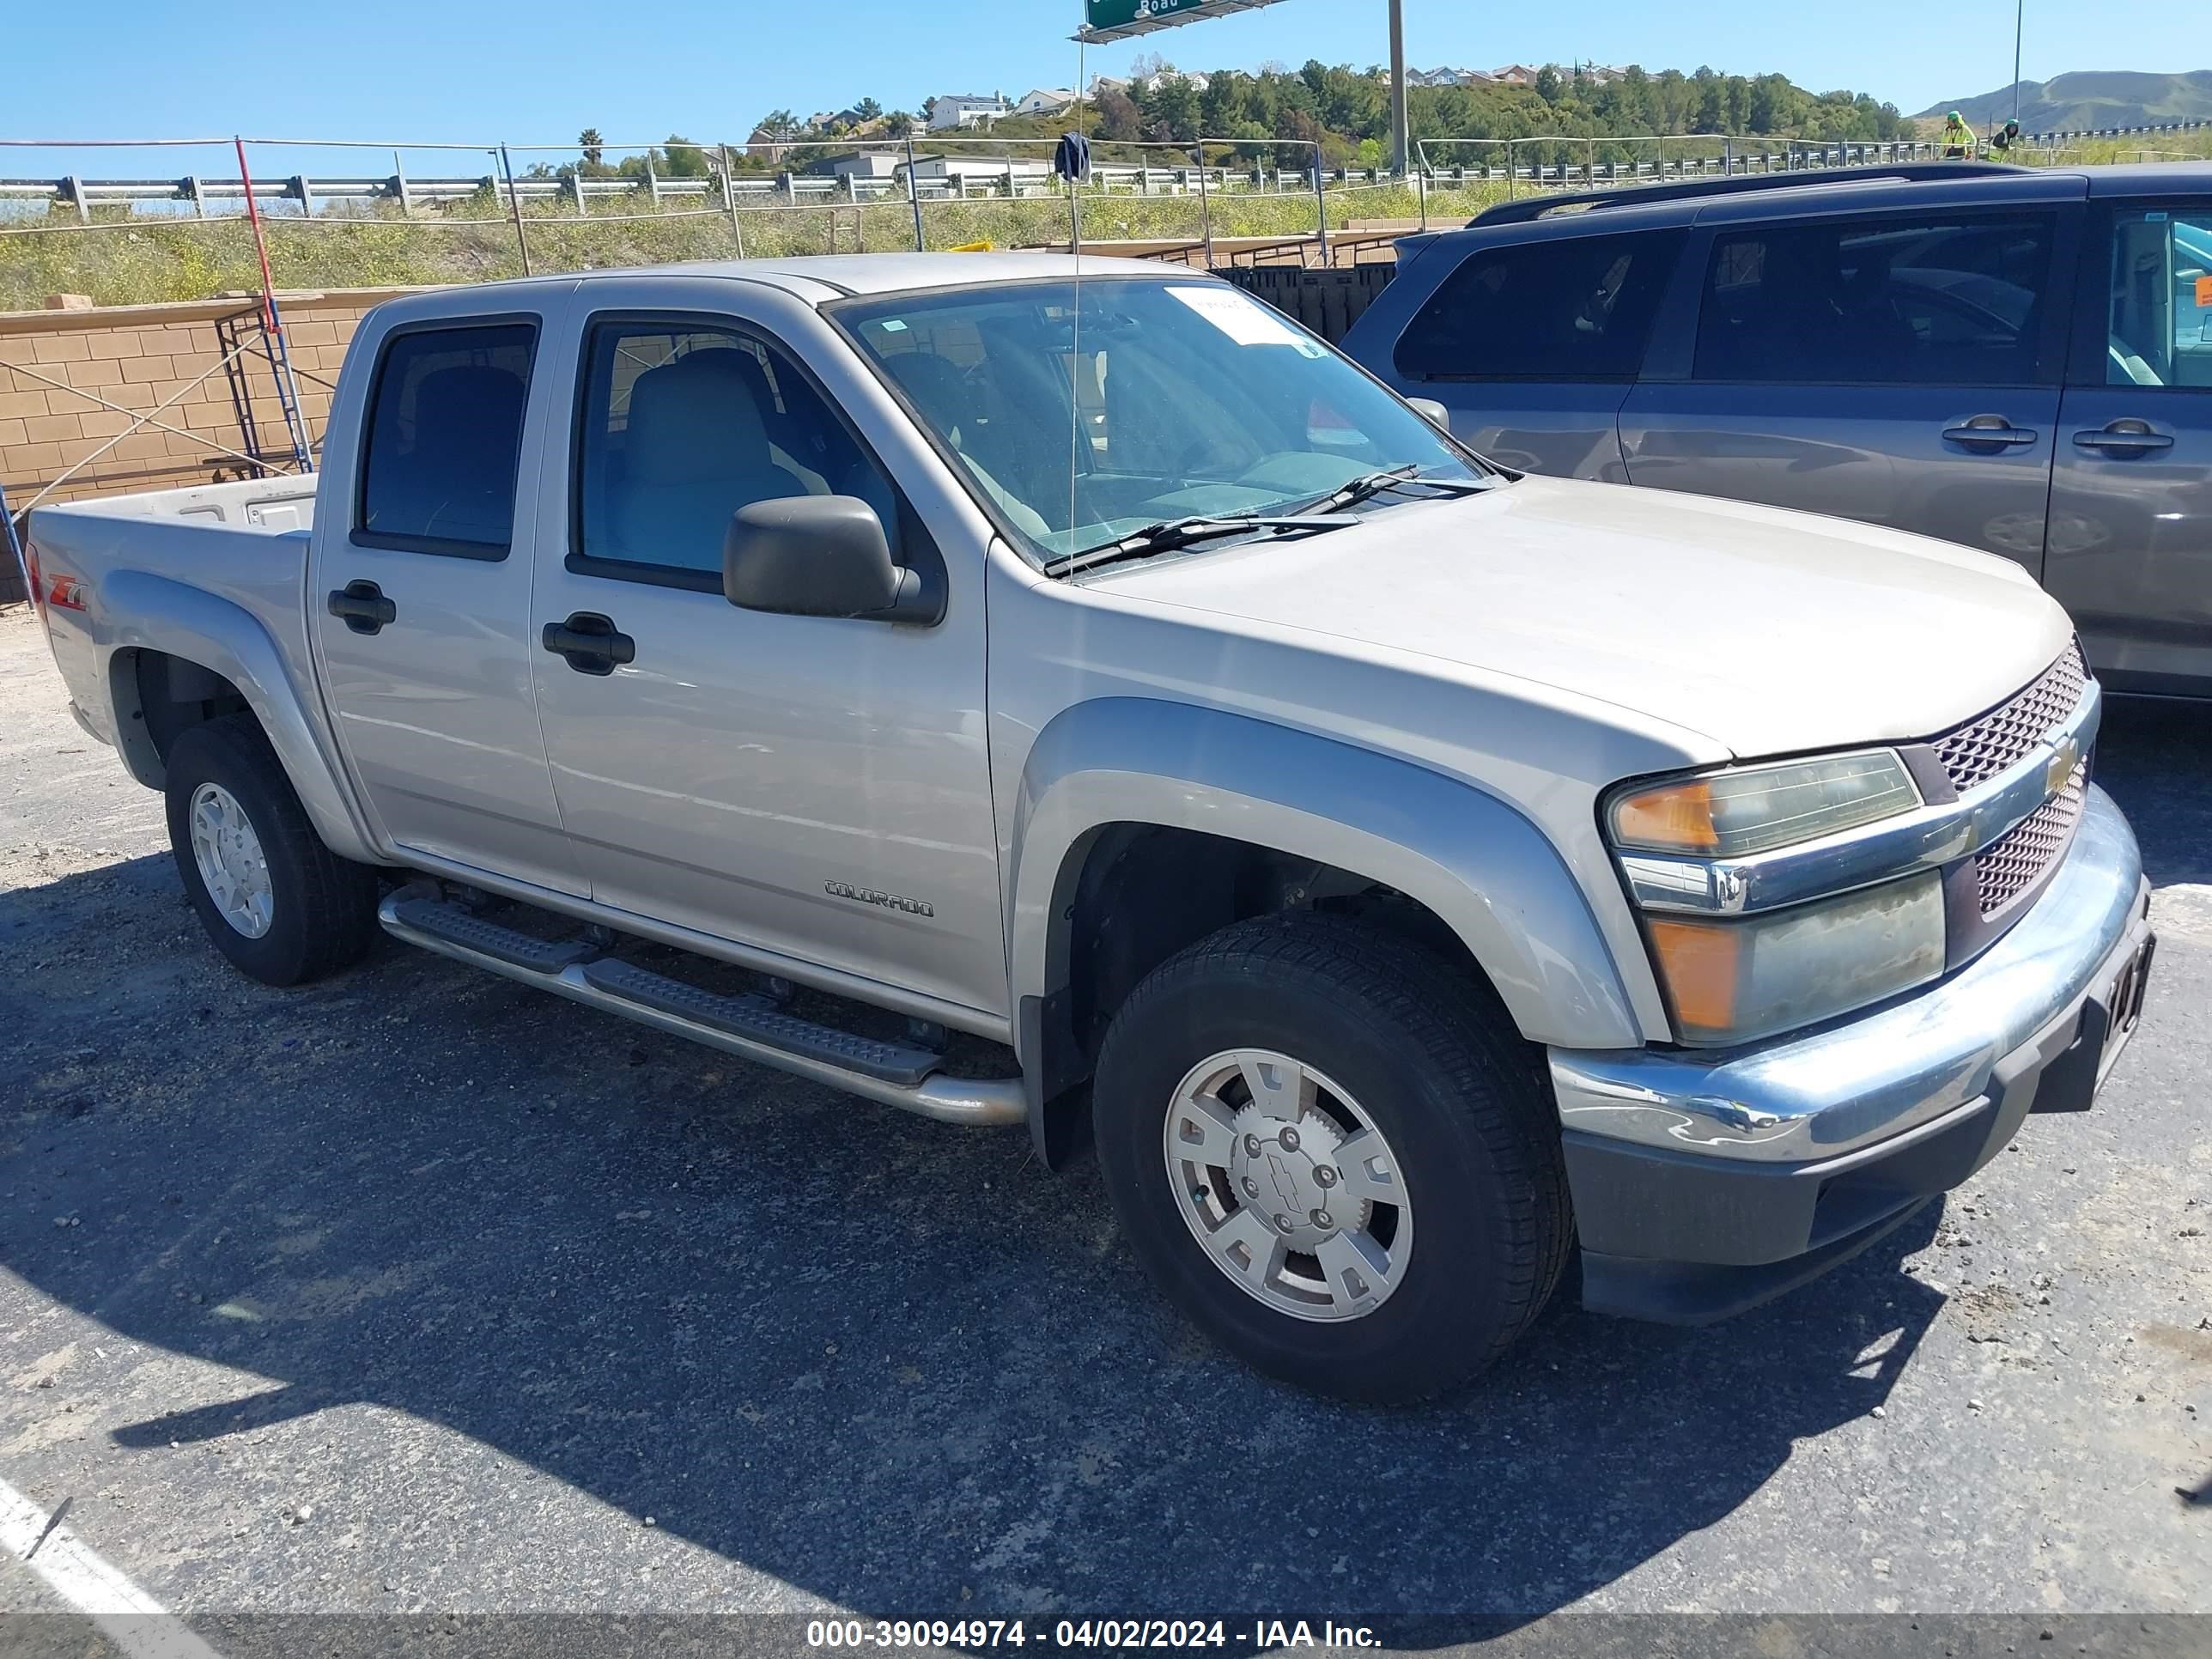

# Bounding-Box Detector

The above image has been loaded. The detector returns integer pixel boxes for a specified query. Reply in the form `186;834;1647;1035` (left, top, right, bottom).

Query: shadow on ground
6;703;2203;1625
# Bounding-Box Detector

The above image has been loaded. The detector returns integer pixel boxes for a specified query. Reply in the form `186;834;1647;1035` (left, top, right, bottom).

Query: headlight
1644;872;1947;1046
1609;750;1921;859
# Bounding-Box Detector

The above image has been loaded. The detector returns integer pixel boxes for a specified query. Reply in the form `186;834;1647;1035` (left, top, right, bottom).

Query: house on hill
928;93;1012;130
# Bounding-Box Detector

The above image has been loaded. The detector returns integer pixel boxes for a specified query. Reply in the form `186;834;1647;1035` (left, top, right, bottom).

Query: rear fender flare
96;568;380;864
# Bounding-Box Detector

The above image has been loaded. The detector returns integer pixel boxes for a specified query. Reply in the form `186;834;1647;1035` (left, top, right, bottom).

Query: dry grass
0;179;1514;310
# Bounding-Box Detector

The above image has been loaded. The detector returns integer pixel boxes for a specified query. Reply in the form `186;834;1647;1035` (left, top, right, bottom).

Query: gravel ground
1;601;2208;1639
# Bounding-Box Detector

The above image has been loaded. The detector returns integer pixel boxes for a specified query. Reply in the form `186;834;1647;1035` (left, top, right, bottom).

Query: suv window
1694;215;2055;386
2106;205;2212;388
1395;229;1681;382
574;319;895;581
357;322;536;556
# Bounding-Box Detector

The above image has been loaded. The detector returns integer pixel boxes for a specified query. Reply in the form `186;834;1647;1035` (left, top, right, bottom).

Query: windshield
832;277;1489;566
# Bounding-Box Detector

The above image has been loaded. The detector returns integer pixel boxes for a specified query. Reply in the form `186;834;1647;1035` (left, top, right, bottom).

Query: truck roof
432;252;1182;308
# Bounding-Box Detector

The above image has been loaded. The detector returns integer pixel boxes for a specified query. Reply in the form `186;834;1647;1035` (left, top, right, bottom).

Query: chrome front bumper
1550;785;2151;1167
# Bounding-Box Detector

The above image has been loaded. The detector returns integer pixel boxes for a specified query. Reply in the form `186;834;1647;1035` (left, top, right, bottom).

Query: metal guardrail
0;163;1364;220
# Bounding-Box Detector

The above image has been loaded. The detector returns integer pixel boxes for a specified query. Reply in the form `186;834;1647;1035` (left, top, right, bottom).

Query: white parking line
1;1475;224;1658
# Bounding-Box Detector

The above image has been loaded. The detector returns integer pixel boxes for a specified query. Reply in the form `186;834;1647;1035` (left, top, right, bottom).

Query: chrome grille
1975;763;2085;915
1931;641;2087;793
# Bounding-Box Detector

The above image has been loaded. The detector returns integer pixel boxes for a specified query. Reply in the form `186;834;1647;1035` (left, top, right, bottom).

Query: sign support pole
1389;0;1409;176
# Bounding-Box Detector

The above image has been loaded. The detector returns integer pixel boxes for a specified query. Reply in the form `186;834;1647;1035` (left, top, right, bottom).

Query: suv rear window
356;322;536;556
1694;215;2054;386
1394;229;1681;382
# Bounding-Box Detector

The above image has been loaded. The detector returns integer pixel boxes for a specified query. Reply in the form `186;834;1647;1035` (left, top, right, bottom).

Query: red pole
234;136;280;335
232;136;313;472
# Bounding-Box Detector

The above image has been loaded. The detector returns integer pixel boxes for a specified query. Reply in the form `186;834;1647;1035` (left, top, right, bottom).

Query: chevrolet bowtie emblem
2046;735;2081;797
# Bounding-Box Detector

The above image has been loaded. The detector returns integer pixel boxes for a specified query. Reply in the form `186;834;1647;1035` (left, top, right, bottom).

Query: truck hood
1095;475;2074;759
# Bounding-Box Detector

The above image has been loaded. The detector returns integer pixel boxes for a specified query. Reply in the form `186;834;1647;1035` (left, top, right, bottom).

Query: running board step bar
378;893;1024;1126
389;896;599;974
579;958;938;1086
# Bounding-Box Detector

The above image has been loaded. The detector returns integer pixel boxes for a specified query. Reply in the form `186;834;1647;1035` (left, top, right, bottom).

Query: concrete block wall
1;289;429;603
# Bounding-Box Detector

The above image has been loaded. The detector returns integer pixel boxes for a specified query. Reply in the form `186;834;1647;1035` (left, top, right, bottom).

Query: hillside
1917;70;2212;131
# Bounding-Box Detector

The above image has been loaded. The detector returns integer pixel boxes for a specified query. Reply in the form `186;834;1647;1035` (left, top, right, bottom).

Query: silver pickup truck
24;254;2157;1401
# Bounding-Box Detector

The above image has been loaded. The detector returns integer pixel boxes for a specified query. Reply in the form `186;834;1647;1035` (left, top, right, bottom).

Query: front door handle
327;580;397;635
2072;420;2174;455
541;611;635;677
1942;416;2039;449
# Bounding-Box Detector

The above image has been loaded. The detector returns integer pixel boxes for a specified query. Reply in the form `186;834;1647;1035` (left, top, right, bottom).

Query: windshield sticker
2197;275;2212;309
1166;286;1326;355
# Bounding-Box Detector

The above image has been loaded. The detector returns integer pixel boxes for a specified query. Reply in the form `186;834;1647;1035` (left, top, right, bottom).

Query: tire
163;714;380;987
1092;912;1571;1402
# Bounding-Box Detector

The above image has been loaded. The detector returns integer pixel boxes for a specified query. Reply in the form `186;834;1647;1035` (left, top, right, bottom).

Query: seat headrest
409;365;526;473
624;349;775;483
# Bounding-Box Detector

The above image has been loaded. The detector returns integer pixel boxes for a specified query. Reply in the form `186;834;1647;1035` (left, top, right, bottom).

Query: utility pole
1389;0;1410;175
2013;0;2025;125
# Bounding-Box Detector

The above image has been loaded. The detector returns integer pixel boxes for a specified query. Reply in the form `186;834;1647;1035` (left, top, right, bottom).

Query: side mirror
722;495;928;622
1406;396;1451;430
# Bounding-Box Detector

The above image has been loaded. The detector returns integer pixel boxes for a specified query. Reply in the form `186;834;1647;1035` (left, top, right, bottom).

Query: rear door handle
541;611;635;677
327;580;397;635
1942;417;2039;449
2072;422;2174;455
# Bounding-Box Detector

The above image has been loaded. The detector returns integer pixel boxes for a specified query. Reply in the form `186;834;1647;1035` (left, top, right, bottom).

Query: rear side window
2104;204;2212;388
1694;215;2055;386
356;322;536;556
1394;229;1681;381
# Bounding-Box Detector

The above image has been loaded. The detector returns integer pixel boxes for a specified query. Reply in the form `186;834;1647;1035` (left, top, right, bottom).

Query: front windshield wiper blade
1046;514;1353;579
1294;465;1491;517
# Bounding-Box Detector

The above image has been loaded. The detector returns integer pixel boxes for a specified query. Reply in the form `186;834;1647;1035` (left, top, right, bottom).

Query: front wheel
1092;914;1571;1401
163;714;380;986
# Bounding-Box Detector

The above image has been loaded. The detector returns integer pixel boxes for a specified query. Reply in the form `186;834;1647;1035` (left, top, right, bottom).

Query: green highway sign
1078;0;1288;44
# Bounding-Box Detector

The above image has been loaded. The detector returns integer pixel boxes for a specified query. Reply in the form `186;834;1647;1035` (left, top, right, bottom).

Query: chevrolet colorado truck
24;255;2157;1401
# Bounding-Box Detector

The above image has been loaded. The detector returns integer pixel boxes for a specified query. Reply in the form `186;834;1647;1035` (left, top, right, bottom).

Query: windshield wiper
1294;465;1491;517
1047;514;1352;579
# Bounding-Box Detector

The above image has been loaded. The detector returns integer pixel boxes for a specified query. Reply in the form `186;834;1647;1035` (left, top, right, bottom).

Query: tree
884;110;915;138
579;128;605;167
854;96;883;123
921;95;939;124
1534;64;1562;104
658;134;708;177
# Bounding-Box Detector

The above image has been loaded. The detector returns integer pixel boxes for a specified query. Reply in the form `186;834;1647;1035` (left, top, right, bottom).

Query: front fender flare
96;569;380;864
1007;698;1643;1054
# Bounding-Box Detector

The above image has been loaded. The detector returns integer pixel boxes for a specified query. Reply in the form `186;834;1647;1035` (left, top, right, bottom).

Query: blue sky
1;0;2191;173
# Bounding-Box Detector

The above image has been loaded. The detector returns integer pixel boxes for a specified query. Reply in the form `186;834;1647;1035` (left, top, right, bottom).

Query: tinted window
358;323;534;554
2106;204;2212;389
1395;230;1681;381
574;320;894;579
1694;215;2054;386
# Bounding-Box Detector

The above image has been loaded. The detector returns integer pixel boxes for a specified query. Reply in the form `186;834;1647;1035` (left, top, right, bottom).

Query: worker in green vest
1942;111;1976;158
1989;118;2023;155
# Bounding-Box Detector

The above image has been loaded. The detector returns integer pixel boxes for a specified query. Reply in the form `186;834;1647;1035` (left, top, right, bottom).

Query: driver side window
573;319;896;582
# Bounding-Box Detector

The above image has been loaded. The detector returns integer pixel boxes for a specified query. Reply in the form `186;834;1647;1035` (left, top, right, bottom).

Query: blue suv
1341;162;2212;696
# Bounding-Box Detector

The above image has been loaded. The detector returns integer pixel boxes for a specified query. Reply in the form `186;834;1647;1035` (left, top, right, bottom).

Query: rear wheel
163;714;379;986
1092;913;1571;1401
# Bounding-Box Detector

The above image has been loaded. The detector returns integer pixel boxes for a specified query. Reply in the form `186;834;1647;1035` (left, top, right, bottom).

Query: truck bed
26;476;325;758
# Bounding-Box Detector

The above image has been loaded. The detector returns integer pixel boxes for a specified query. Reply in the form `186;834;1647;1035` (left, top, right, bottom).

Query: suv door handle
541;611;635;677
2072;421;2174;455
327;580;397;635
1942;416;2039;449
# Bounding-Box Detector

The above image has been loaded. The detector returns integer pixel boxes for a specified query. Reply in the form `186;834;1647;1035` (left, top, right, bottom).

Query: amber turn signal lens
1611;781;1720;854
1645;916;1740;1037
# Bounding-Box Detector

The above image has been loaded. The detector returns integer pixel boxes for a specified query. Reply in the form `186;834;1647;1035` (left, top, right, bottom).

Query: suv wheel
1092;913;1571;1401
163;714;380;986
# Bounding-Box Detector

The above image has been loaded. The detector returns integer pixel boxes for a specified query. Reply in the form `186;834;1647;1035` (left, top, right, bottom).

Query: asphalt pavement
1;604;2207;1648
